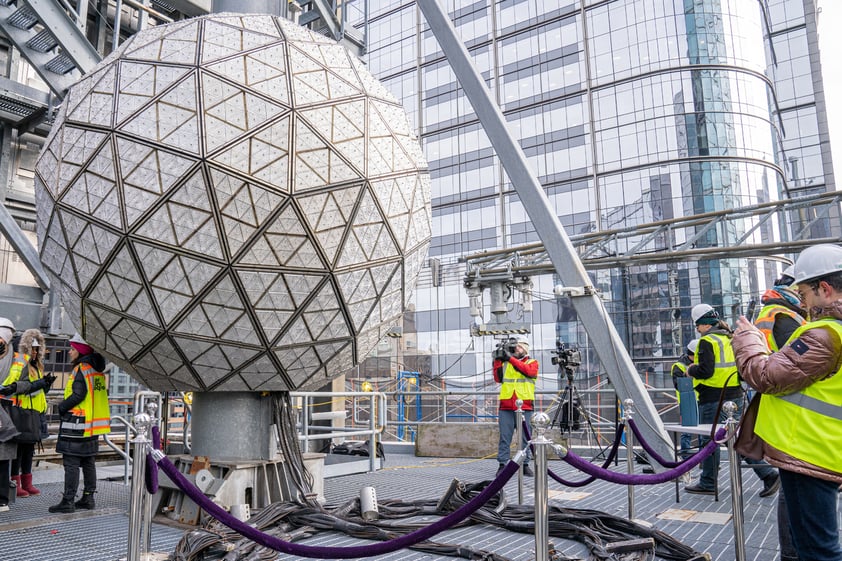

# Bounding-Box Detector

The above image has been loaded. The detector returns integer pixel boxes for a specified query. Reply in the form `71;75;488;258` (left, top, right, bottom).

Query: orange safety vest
754;303;806;352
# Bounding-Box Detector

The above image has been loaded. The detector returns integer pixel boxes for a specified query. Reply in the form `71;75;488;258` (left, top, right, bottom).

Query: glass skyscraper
354;0;838;392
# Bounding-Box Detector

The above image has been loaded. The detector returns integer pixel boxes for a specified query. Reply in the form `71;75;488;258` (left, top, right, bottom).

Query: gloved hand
42;373;57;388
499;349;512;362
0;382;17;396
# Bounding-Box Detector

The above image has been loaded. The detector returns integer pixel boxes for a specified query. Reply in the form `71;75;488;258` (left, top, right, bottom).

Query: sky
817;1;841;184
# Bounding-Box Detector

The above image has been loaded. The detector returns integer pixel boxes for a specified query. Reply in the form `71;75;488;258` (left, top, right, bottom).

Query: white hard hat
690;303;717;324
0;317;14;331
686;339;699;354
515;337;530;352
793;244;842;285
69;332;87;345
774;264;796;287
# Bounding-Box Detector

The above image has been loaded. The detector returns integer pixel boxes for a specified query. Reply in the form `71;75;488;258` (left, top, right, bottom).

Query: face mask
0;341;6;357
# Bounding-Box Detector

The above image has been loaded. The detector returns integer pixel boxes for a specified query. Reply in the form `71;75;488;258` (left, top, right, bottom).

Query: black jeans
62;454;96;501
0;459;9;505
11;442;35;476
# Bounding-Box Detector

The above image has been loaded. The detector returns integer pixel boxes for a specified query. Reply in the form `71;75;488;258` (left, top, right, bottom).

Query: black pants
62;454;96;501
0;459;10;505
11;442;35;476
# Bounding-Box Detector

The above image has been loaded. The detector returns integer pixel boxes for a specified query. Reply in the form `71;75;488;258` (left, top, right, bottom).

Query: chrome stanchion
127;412;151;561
623;398;635;520
142;402;159;555
531;411;551;561
724;401;746;561
516;399;524;504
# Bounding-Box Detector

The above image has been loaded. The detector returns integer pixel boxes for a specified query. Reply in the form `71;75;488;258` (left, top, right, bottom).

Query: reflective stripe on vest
498;359;537;402
755;318;842;473
671;361;687;402
755;304;806;352
695;333;740;389
62;363;111;439
2;354;47;413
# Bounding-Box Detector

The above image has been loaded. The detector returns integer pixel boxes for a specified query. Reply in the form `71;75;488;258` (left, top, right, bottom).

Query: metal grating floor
0;454;834;560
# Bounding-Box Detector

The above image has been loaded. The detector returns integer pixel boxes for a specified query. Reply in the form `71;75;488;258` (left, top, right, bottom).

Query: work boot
74;492;95;510
20;474;40;496
48;498;76;514
684;483;715;495
759;474;780;498
522;464;534;477
11;476;28;498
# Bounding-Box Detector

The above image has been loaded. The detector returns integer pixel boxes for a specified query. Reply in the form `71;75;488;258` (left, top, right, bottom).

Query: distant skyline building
355;0;838;386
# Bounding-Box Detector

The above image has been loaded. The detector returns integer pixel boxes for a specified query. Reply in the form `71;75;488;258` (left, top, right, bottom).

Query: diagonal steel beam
417;0;675;463
0;202;49;291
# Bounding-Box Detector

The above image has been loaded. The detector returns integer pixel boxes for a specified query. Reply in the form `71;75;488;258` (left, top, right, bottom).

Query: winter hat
0;317;14;344
69;333;93;356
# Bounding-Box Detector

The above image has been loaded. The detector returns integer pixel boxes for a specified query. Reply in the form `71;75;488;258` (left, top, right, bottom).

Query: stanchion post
127;412;151;561
623;398;635;520
516;399;524;504
724;401;746;561
143;401;159;554
530;411;551;561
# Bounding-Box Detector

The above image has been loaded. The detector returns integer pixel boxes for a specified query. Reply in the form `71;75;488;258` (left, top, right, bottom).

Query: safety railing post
369;393;377;473
142;402;158;554
623;398;635;520
530;411;552;561
127;412;151;561
515;399;524;504
724;401;746;561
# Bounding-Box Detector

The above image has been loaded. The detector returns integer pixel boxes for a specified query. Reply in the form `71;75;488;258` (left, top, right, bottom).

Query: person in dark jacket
684;304;779;497
48;334;110;514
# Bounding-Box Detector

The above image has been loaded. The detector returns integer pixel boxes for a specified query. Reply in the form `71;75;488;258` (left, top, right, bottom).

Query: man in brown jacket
732;243;842;561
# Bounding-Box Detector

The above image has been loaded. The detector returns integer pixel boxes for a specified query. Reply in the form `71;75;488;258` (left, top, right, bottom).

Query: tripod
550;365;582;433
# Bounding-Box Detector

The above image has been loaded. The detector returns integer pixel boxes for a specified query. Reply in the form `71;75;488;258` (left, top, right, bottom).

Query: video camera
492;337;518;361
550;340;581;369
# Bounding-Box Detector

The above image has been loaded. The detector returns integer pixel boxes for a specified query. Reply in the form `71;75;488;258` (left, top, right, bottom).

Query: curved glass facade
354;0;833;391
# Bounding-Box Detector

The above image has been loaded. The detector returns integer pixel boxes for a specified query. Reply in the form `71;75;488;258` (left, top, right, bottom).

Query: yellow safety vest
61;363;111;438
755;319;842;473
498;359;537;401
695;332;740;389
754;303;806;352
671;361;687;402
2;353;47;413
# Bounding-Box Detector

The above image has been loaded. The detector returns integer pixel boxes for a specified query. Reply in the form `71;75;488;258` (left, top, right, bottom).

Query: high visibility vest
755;319;842;473
754;303;806;351
671;360;697;402
695;333;740;389
2;353;47;413
498;359;537;402
61;363;111;439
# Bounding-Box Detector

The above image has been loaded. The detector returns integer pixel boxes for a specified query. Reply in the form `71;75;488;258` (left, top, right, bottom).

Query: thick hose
155;452;520;558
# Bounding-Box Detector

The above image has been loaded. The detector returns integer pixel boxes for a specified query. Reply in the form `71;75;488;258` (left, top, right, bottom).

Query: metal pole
415;0;674;463
531;412;551;561
516;399;523;504
127;412;151;561
369;393;377;473
142;402;158;554
724;401;746;561
623;399;635;520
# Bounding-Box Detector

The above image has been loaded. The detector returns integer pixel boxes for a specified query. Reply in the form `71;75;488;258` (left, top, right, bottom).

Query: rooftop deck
0;449;834;561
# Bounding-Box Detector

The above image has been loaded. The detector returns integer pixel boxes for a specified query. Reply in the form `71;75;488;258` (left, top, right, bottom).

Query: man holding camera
493;336;539;476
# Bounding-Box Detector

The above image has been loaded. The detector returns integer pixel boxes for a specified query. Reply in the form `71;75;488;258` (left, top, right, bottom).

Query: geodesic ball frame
34;14;431;392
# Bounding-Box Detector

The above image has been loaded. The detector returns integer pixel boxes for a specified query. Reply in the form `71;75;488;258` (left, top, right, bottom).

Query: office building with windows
355;0;838;389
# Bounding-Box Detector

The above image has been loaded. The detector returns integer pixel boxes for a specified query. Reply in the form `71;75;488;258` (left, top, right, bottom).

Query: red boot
12;475;29;498
20;473;40;496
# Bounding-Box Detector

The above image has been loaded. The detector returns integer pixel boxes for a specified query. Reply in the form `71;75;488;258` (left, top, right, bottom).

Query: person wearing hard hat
3;329;56;498
48;334;110;514
493;336;539;477
684;304;779;497
670;339;698;459
733;244;842;561
750;265;807;561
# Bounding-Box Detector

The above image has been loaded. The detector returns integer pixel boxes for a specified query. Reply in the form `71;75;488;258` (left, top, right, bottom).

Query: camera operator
493;336;539;476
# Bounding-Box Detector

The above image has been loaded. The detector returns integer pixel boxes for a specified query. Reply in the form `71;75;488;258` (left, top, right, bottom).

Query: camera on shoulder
492;337;517;361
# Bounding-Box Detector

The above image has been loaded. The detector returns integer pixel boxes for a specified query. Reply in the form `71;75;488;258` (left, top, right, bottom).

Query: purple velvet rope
145;425;160;494
156;454;520;558
546;423;625;488
626;418;687;468
561;428;726;485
